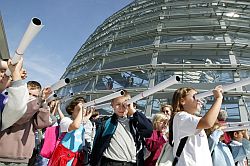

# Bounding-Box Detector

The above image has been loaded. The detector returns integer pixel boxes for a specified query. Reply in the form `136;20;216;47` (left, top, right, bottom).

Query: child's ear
180;98;185;105
233;131;238;138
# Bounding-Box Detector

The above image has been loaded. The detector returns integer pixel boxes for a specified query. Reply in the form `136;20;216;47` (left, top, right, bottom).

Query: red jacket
48;143;84;166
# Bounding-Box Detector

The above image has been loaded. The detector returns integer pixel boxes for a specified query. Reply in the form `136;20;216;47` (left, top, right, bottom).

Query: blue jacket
90;111;153;166
229;139;250;165
208;130;235;166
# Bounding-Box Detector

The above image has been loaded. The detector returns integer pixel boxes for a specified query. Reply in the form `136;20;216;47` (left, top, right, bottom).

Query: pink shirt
145;130;167;166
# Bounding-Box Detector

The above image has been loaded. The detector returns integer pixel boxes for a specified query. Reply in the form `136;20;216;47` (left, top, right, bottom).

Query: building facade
59;0;250;121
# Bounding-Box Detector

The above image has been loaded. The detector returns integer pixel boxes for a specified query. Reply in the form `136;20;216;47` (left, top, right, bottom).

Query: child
48;97;92;166
160;104;173;119
206;122;235;166
228;129;250;166
0;58;29;130
145;113;169;166
90;90;153;166
171;86;223;166
0;80;52;165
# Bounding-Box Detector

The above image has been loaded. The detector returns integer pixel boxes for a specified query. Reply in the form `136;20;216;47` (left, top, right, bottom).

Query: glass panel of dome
238;57;250;65
72;79;93;92
162;18;219;27
229;33;250;43
134;99;147;113
118;25;156;37
96;71;149;90
158;50;230;64
122;71;149;88
201;102;240;122
161;34;224;44
102;53;152;69
156;69;233;84
151;99;163;113
239;71;250;80
225;19;249;27
73;61;101;74
96;74;123;90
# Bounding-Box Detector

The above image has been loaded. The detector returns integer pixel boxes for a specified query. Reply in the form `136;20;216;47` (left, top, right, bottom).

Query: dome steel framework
59;0;250;121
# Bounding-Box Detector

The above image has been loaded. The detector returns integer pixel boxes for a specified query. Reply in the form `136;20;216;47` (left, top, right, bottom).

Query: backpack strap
172;136;188;166
169;115;189;166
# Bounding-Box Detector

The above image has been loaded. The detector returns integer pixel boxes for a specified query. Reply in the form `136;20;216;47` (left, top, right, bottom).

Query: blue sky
0;0;133;87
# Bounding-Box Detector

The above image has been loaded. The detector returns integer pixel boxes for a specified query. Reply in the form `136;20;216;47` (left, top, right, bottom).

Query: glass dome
59;0;250;121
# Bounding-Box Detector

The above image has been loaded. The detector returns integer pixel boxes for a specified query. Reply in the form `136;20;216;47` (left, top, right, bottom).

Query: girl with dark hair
48;97;92;166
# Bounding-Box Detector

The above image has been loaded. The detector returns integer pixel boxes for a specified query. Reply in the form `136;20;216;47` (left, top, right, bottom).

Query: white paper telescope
50;78;70;91
126;75;180;104
83;90;125;108
94;102;111;110
223;121;250;132
195;77;250;99
12;17;44;64
6;17;44;76
46;93;58;103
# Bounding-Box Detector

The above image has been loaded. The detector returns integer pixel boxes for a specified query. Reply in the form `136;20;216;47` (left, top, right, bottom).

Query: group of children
145;86;250;166
0;57;249;166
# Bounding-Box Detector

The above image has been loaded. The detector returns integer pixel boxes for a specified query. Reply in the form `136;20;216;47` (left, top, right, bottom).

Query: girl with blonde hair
171;86;223;166
145;113;169;166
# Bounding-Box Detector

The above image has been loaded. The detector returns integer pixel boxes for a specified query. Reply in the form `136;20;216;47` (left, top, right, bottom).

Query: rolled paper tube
46;93;58;103
50;78;70;91
226;121;250;127
83;90;124;108
223;125;250;132
94;102;111;110
126;75;180;104
195;77;250;99
12;17;44;64
6;17;44;76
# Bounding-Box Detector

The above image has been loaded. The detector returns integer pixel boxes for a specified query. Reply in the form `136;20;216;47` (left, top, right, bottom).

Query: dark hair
66;97;86;115
171;87;196;116
91;111;100;118
228;130;243;139
27;81;42;90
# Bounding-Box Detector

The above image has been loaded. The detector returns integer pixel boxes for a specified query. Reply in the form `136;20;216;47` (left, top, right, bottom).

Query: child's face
112;96;129;117
181;89;203;114
156;120;168;131
28;88;40;98
162;107;172;117
234;131;244;142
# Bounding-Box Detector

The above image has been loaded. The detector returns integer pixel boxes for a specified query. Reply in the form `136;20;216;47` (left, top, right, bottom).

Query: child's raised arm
68;103;83;131
197;85;223;129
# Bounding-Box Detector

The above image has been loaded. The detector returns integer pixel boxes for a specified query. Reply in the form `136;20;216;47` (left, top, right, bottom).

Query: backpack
156;116;188;166
40;126;65;159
